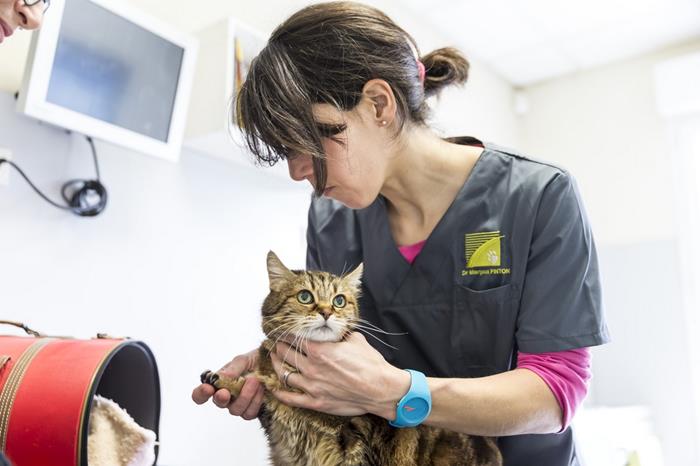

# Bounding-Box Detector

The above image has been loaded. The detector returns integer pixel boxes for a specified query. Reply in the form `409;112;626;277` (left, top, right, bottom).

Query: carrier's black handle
0;320;44;337
0;320;124;340
95;333;130;340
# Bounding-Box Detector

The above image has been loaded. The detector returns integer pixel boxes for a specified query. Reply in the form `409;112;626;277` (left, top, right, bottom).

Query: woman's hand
270;332;410;419
191;348;265;420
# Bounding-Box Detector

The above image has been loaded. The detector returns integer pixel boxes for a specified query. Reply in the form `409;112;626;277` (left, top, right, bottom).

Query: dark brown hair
235;1;470;194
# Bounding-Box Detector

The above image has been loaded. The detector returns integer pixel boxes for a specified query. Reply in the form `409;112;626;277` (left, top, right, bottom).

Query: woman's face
0;0;45;44
287;102;390;210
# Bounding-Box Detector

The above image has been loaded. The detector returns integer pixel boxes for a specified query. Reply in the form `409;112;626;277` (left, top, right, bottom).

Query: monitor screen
45;0;184;143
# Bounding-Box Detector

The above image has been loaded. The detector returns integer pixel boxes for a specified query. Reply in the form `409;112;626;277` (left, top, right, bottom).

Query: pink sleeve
517;348;591;432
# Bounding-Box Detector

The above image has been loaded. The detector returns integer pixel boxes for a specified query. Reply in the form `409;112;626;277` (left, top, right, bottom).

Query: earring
380;120;387;126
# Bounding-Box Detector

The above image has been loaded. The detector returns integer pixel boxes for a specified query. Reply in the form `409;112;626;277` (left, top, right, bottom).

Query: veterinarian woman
0;0;47;44
193;2;610;464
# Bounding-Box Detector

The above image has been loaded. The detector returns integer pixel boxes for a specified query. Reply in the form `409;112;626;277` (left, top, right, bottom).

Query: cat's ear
267;250;294;291
343;263;364;290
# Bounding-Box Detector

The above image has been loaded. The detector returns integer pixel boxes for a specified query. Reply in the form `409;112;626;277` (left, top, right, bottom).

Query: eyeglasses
23;0;50;13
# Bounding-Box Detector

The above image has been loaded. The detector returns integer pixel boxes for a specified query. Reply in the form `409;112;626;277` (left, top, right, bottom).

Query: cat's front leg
255;364;304;394
200;370;246;399
257;340;304;394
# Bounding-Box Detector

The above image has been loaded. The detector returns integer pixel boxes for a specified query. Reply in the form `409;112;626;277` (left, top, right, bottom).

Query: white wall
519;38;700;466
0;2;519;465
0;90;311;465
520;39;700;245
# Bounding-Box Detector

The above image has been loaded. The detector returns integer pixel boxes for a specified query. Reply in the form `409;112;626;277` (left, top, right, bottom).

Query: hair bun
421;47;470;98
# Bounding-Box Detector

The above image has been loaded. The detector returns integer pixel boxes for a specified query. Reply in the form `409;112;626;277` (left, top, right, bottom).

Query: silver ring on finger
283;369;295;389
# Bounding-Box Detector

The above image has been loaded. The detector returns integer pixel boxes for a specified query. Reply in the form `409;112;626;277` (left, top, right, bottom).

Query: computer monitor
17;0;198;162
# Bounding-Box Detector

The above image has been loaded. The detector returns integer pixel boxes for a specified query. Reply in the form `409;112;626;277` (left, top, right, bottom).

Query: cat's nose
318;307;332;320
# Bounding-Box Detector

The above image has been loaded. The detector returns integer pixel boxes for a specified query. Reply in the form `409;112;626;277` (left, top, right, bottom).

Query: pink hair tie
417;60;426;84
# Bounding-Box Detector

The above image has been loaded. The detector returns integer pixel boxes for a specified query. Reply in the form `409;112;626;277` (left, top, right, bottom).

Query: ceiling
401;0;700;86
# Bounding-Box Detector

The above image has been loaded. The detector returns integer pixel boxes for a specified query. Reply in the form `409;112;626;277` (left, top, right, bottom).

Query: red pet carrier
0;321;160;466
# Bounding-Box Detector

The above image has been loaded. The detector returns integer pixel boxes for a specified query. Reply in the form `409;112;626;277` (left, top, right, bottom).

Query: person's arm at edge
369;367;563;436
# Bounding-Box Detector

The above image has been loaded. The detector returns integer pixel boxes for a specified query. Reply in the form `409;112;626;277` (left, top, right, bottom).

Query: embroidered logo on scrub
462;231;511;277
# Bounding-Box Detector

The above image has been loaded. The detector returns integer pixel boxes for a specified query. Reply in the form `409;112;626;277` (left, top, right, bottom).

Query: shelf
184;17;291;179
185;129;291;179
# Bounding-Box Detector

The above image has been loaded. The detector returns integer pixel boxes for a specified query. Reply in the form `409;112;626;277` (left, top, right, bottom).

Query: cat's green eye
297;290;314;305
332;295;346;308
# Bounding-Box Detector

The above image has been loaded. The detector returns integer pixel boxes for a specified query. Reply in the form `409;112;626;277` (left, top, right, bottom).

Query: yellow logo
462;231;511;277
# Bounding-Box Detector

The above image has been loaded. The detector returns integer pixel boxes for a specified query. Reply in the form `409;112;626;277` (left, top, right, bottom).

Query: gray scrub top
305;137;611;466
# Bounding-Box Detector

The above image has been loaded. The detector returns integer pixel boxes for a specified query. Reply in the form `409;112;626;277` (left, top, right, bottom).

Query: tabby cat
201;251;502;466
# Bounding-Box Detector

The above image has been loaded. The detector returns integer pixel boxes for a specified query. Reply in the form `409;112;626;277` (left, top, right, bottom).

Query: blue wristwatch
389;369;432;428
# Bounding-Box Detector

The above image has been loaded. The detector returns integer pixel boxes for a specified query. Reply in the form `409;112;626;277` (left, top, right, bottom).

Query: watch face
401;397;430;423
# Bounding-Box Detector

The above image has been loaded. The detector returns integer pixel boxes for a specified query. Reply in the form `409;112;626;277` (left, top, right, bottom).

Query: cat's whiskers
301;328;313;357
349;318;408;336
346;315;408;348
270;327;298;354
290;319;304;368
264;315;300;331
350;324;402;350
268;318;308;365
264;316;298;339
278;318;307;368
267;319;300;345
343;262;350;276
294;327;313;371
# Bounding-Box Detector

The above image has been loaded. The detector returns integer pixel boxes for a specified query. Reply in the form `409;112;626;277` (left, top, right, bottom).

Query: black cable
0;158;71;210
0;135;108;217
87;136;101;179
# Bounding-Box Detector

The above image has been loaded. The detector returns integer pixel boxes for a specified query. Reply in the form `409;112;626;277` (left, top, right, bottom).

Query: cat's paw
200;369;246;398
200;369;220;387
